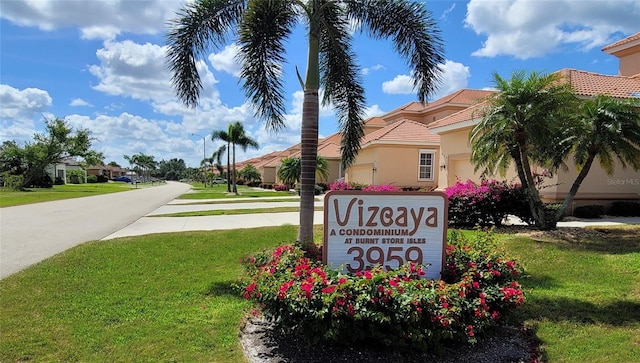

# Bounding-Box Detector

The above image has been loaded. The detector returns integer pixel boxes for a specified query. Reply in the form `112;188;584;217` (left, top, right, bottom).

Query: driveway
0;181;191;279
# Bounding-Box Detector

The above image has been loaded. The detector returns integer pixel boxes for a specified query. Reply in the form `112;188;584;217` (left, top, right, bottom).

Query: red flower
466;325;474;337
321;285;337;294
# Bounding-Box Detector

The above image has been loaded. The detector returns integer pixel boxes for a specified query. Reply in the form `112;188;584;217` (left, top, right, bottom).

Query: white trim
603;38;640;55
430;118;480;134
418;149;436;181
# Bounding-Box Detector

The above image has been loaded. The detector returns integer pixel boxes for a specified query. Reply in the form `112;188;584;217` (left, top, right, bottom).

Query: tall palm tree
166;0;443;246
211;128;232;192
470;70;578;230
228;121;259;194
559;95;640;219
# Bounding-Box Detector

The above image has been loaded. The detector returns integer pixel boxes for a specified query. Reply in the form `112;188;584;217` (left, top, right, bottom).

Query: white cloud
381;59;470;99
70;98;92;107
430;60;470;100
465;0;640;59
0;0;182;40
362;64;385;75
0;84;52;141
382;74;415;95
208;44;242;76
363;104;385;118
440;3;456;20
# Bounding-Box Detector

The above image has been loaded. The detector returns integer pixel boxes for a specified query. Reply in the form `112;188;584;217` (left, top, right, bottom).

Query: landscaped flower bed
241;230;525;350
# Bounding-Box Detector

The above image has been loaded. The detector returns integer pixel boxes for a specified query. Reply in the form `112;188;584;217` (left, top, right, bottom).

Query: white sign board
323;191;448;280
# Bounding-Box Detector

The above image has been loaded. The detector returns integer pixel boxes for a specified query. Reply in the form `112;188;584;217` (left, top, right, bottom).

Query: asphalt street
0;181;191;279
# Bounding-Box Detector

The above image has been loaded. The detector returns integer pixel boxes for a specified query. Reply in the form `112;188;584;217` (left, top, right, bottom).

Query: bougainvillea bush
240;230;525;350
444;179;532;228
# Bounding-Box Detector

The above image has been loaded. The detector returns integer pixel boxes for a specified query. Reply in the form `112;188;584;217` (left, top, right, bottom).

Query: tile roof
424;89;493;110
430;69;640;133
428;101;487;131
558;68;640;98
602;32;640;52
361;119;440;146
317;142;341;158
363;116;387;126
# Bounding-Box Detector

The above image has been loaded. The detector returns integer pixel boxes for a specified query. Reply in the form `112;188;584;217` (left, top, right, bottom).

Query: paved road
0;181;191;279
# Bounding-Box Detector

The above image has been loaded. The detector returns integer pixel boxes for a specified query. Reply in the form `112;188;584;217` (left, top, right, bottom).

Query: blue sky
1;0;638;168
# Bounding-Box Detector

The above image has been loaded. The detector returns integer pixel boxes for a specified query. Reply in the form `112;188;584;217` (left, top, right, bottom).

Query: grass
151;206;324;217
504;225;640;362
1;225;638;362
178;184;295;199
0;225;308;362
0;183;137;207
178;197;302;205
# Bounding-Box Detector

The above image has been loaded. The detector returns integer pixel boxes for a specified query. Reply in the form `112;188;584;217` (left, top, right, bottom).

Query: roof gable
361;119;440;146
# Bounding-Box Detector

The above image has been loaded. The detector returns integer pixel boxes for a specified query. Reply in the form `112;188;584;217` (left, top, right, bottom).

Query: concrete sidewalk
103;194;640;240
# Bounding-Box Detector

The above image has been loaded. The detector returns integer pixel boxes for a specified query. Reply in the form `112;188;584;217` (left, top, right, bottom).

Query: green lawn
0;183;138;207
151;206;323;217
1;225;638;362
178;184;295;199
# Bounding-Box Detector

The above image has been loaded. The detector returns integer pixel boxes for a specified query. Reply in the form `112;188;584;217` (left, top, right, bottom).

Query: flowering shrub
273;184;289;191
444;179;531;228
329;181;402;192
240;230;525;350
362;184;402;192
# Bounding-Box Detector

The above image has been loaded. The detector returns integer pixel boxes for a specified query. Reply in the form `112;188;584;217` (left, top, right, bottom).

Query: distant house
86;164;127;180
45;158;86;184
238;33;640;213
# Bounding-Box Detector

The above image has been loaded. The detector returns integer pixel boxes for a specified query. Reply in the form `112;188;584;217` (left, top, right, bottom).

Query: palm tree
278;155;329;187
228;121;259;194
211;144;227;178
166;0;443;246
211;128;232;192
470;70;578;230
559;95;640;219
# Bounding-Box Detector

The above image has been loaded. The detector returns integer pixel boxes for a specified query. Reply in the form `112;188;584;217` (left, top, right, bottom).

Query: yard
1;225;638;362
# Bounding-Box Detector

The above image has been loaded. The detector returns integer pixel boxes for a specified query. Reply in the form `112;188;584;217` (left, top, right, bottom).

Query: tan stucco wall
540;158;640;206
347;144;439;188
314;159;342;184
261;166;276;184
617;49;640;76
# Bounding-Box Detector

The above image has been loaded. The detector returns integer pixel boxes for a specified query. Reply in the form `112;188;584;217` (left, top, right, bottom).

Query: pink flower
321;285;337;294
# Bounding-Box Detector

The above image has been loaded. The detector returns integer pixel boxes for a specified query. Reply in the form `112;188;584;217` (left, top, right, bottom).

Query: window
418;149;435;181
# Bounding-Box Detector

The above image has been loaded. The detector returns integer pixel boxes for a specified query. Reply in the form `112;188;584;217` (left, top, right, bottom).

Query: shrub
574;205;604;219
97;175;109;183
54;176;64;185
610;201;640;217
362;184;402;192
1;172;23;190
87;175;98;183
274;184;289;191
329;180;355;190
444;179;535;228
240;230;525;350
66;170;85;184
317;183;330;192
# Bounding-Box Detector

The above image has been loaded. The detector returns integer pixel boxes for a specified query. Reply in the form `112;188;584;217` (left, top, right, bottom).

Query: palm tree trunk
226;140;231;193
232;142;238;195
298;16;320;247
558;152;596;220
517;142;555;230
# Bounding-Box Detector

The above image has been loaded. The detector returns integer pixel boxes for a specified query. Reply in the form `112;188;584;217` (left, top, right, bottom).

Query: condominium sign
323;191;448;280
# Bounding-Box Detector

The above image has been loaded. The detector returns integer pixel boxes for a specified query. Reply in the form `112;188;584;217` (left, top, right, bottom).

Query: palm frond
345;0;444;102
238;0;297;130
166;0;246;107
318;1;366;169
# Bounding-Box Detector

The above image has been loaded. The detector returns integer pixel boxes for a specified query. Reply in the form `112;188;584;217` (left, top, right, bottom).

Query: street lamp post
192;133;206;185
